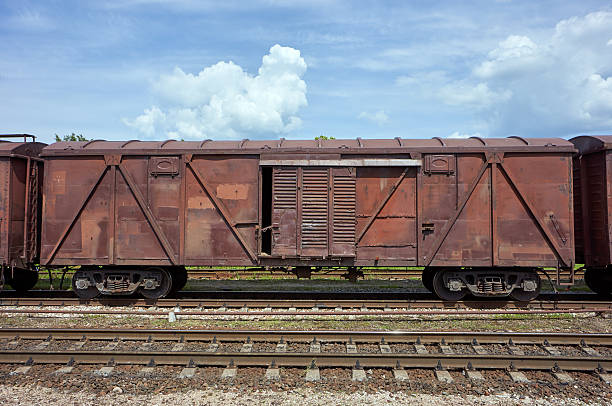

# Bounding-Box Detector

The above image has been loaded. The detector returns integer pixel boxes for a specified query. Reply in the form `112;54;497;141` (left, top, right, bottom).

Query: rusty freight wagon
39;137;576;300
571;135;612;295
0;135;45;291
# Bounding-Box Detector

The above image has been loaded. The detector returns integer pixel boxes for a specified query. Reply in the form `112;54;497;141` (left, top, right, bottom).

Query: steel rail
2;328;611;345
0;307;610;317
1;350;610;371
1;297;610;311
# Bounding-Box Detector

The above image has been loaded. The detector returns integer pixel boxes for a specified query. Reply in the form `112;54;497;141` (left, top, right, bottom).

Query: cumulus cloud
436;11;612;137
124;44;308;139
358;110;389;125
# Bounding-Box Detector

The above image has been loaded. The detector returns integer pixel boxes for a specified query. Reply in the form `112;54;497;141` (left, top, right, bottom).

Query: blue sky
1;0;612;143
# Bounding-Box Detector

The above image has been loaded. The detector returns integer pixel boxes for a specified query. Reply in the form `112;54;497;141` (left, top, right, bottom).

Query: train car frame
38;137;576;300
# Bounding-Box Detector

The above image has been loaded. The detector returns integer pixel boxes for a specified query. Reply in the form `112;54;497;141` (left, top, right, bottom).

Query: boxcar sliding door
270;166;356;259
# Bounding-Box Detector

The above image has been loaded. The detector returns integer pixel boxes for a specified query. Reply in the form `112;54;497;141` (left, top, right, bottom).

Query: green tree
55;133;89;142
315;135;335;140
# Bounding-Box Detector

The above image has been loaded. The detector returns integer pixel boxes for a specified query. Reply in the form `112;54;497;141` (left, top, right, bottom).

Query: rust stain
188;195;214;210
216;184;249;200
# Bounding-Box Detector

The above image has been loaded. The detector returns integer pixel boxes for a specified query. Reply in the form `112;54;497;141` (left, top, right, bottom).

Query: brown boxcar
40;137;575;300
570;135;612;295
0;136;45;290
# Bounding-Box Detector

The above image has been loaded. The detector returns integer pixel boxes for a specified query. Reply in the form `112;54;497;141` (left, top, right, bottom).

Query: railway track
1;292;611;317
1;328;611;383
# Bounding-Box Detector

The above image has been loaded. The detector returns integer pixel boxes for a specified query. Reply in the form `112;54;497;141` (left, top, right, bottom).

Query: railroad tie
10;358;33;376
434;361;453;383
265;360;280;381
178;359;197;378
507;363;529;383
542;339;561;356
54;358;76;375
580;339;600;357
393;361;408;382
221;360;237;379
596;364;612;385
346;337;357;353
309;337;321;353
507;338;524;356
139;359;156;376
464;362;483;381
33;335;52;350
276;337;287;352
207;337;219;352
414;337;428;354
351;360;367;382
439;338;453;355
470;339;487;355
551;364;573;384
305;360;320;382
241;337;253;353
379;337;391;354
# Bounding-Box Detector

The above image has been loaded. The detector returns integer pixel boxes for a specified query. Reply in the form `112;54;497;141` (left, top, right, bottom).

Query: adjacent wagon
571;135;612;295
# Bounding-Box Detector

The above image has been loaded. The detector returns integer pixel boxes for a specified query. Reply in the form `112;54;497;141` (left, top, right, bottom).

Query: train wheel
139;268;172;299
422;268;435;292
9;269;39;292
170;267;188;293
72;271;100;300
510;272;541;301
432;270;467;301
585;269;612;296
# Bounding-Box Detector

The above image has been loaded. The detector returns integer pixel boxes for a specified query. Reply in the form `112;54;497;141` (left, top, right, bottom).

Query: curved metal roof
41;137;575;155
569;135;612;155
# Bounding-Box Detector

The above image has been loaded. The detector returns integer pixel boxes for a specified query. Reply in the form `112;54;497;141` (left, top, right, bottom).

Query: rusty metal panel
41;157;112;263
331;168;356;257
300;167;328;257
569;135;612;268
574;152;608;266
356;167;417;262
418;151;573;268
496;153;573;266
184;156;258;263
271;167;298;256
0;159;9;264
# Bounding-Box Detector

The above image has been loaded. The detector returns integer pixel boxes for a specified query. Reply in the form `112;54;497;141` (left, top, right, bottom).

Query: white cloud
358;110;389;125
438;11;612;137
124;44;308;139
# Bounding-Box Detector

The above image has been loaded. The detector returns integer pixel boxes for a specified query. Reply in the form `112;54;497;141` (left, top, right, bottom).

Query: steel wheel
139;268;172;299
432;270;467;301
585;269;612;296
422;269;435;293
9;269;39;292
509;272;541;301
71;271;100;300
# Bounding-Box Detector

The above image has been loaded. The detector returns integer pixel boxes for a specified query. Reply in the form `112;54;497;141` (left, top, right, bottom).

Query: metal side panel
0;159;9;264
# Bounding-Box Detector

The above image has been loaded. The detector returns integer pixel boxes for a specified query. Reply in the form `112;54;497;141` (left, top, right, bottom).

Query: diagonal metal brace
356;167;410;243
498;163;570;267
45;166;109;265
186;161;257;262
424;159;489;266
118;163;177;265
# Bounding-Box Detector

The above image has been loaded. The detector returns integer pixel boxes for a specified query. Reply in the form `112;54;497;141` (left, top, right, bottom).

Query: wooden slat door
331;167;356;257
300;168;329;256
271;167;298;256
